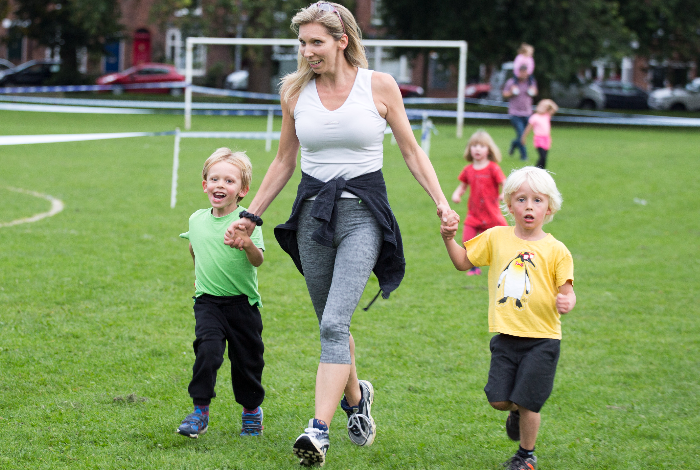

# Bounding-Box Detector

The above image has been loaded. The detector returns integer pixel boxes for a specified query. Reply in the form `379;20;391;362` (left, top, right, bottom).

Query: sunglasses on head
315;2;345;34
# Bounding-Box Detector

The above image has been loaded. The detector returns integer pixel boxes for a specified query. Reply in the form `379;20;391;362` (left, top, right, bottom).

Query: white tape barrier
0;131;174;146
0;102;155;114
0;187;64;228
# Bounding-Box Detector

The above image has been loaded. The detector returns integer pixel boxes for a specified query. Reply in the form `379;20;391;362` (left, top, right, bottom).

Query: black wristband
239;210;263;226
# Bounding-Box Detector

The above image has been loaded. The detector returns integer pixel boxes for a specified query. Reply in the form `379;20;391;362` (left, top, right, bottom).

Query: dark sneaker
506;410;520;441
340;379;376;446
177;410;209;438
503;453;537;470
293;419;330;467
240;406;263;436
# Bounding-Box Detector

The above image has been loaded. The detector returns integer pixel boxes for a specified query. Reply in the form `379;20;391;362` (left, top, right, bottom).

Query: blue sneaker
293;419;330;467
340;379;376;446
240;407;263;436
177;410;208;438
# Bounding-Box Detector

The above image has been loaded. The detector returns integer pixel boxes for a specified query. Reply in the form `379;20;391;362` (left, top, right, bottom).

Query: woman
225;2;455;466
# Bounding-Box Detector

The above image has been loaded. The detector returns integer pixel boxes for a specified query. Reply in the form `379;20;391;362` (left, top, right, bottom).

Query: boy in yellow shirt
441;166;576;470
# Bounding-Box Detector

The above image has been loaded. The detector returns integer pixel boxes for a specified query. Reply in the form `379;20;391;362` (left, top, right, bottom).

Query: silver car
648;78;700;111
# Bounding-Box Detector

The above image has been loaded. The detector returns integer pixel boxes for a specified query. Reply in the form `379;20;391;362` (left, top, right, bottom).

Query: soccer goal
183;37;468;137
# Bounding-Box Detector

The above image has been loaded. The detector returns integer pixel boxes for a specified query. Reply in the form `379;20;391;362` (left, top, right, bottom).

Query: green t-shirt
180;206;265;307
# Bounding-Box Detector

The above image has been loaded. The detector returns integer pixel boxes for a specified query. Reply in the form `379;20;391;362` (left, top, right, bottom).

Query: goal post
184;37;467;137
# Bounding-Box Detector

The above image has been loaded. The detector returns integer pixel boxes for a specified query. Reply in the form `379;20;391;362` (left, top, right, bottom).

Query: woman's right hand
225;217;256;249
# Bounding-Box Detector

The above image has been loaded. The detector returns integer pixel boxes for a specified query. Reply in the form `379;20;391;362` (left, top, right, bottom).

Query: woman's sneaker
340;379;376;446
177;410;209;438
293;419;330;467
240;407;263;436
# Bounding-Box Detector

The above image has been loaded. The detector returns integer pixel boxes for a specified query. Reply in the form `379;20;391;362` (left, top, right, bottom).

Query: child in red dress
451;129;508;275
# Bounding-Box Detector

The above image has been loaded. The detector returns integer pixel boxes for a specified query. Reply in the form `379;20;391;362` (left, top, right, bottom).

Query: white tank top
294;68;386;197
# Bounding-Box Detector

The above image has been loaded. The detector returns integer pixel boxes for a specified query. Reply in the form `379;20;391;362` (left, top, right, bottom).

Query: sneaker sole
293;435;326;467
177;426;208;438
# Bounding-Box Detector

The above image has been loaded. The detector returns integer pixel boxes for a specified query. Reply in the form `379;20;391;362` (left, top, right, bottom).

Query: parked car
648;78;700;111
225;70;249;90
550;79;606;110
598;80;649;109
0;58;15;72
96;63;185;96
0;59;61;86
398;82;424;98
465;82;490;99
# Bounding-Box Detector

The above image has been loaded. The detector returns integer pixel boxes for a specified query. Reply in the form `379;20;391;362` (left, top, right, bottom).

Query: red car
96;63;185;95
398;83;425;98
465;82;490;98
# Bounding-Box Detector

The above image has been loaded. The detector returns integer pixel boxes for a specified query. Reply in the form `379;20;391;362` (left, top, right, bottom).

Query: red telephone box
133;29;151;65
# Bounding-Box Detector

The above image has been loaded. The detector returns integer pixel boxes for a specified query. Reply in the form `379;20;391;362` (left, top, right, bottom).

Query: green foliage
11;0;122;83
382;0;633;84
0;109;699;468
618;0;700;60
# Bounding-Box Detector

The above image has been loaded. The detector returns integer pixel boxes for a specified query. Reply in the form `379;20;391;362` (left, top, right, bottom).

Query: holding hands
225;218;256;250
440;209;460;241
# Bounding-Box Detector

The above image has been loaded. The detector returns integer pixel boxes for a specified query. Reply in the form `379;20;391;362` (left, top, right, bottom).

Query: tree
381;0;632;91
618;0;700;61
12;0;122;83
151;0;310;91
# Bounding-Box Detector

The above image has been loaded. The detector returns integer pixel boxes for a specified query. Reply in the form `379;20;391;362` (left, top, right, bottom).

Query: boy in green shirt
177;148;266;438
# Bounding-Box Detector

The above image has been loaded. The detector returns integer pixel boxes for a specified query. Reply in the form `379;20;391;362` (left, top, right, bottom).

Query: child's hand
451;194;461;203
231;227;251;250
556;292;576;314
520;136;526;145
440;210;460;241
498;193;504;202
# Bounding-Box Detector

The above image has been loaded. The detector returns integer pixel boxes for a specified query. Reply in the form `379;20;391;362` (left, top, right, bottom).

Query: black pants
188;294;265;409
535;147;548;169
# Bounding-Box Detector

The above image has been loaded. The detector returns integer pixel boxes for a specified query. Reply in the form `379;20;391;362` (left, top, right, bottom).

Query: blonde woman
225;2;455;466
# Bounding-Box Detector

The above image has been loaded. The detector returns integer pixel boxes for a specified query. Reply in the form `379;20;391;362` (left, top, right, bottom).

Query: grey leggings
297;199;383;364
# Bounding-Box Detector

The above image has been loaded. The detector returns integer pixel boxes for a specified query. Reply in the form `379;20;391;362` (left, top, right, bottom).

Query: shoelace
347;412;371;440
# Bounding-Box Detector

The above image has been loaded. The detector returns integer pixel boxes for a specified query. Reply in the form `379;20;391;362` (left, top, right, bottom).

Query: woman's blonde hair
501;166;562;224
202;148;253;200
536;98;558;115
280;2;367;102
464;129;502;163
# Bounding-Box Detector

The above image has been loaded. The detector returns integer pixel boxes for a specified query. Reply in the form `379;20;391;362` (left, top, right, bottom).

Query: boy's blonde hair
202;148;253;200
518;43;534;56
464;129;502;163
536;98;558;115
502;166;562;224
280;2;367;102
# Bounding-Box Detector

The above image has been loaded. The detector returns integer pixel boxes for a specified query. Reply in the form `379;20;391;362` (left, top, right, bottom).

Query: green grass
0;109;699;469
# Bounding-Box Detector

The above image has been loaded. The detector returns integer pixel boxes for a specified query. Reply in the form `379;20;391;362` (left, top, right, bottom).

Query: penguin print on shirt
497;251;536;309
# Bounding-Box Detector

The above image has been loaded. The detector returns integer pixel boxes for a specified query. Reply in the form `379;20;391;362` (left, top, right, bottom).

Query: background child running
441;166;576;470
177;148;266;439
522;99;559;169
513;43;535;77
451;129;508;276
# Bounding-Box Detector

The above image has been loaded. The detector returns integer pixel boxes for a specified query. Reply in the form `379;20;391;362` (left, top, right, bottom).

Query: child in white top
521;99;559;169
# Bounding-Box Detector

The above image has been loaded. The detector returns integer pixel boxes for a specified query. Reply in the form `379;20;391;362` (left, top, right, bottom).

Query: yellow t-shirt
465;226;574;339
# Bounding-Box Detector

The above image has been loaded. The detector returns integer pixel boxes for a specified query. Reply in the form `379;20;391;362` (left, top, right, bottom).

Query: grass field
1;108;699;469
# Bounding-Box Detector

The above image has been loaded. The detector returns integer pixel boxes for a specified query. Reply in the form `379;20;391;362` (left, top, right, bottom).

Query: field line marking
0;187;64;228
